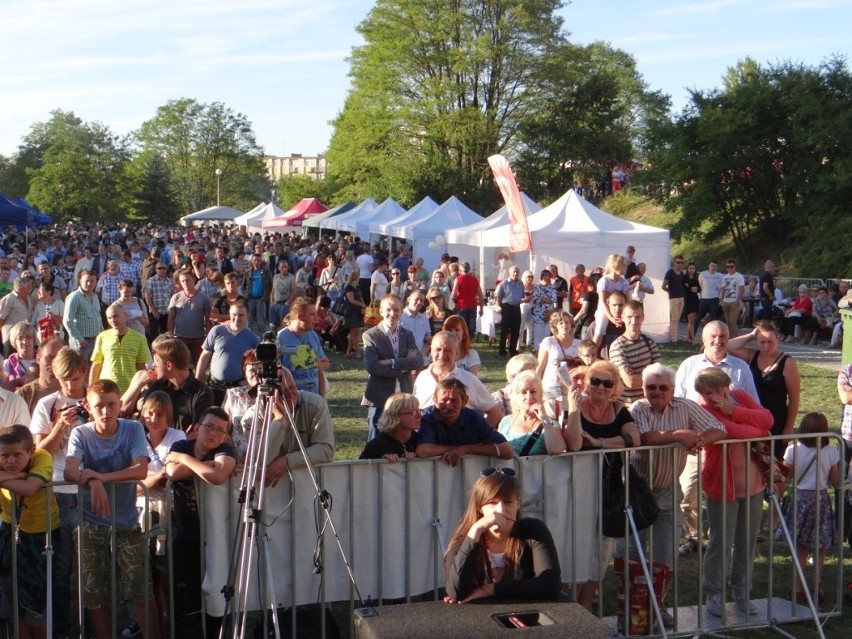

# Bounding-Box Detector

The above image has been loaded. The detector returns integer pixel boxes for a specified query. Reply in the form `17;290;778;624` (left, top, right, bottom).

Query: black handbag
601;455;660;538
331;296;349;316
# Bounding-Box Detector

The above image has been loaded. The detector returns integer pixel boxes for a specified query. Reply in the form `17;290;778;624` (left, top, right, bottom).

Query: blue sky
2;0;850;159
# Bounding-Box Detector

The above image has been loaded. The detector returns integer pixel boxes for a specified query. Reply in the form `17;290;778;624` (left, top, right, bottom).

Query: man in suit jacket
362;294;424;442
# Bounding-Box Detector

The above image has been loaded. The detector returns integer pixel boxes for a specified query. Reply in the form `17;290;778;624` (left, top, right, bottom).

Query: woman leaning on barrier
564;360;640;609
443;468;562;603
694;367;772;618
496;371;580;456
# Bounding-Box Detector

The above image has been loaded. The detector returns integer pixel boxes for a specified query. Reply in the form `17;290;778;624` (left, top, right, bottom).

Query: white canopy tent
237;202;286;233
371;196;439;237
180;205;244;226
386;196;483;273
444;192;542;288
320;198;378;235
450;190;672;341
232;202;267;227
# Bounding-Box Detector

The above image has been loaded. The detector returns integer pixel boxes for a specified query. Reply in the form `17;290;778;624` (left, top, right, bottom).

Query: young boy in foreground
0;424;60;639
165;406;235;639
63;379;159;639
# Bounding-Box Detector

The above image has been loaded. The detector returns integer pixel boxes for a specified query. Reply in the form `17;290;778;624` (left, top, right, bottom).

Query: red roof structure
262;198;328;230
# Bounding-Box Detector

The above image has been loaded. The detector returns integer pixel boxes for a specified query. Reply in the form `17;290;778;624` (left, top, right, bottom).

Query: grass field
321;334;850;638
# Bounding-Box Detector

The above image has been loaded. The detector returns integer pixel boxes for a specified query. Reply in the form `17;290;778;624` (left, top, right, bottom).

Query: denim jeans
247;298;268;335
53;492;79;634
268;301;290;330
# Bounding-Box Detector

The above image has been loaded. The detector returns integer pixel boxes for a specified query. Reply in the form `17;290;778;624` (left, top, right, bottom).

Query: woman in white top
536;311;579;402
116;278;149;335
317;256;343;301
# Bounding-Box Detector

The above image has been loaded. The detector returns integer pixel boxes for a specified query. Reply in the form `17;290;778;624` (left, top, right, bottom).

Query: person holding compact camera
29;345;91;637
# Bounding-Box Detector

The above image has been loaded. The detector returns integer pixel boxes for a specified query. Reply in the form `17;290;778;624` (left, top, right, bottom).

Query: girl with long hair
443;468;561;603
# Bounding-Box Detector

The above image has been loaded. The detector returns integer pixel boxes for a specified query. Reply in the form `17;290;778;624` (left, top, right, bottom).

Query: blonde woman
497;371;578;456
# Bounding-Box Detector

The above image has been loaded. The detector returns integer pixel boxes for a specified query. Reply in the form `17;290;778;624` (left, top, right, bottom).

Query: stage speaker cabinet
354;599;613;639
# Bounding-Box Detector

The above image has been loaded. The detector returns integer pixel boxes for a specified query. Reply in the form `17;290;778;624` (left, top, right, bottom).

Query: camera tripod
218;377;372;639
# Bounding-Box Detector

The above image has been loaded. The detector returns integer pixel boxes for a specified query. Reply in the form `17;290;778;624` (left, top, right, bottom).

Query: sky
2;0;850;159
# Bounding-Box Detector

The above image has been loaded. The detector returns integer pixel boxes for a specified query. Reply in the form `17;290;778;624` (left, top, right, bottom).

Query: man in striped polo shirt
609;300;661;404
626;362;726;628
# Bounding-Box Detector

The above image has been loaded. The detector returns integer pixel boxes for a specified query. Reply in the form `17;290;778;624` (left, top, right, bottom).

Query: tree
327;0;567;211
135;98;268;214
642;57;852;272
275;174;337;211
515;42;669;202
23;112;129;221
122;152;183;223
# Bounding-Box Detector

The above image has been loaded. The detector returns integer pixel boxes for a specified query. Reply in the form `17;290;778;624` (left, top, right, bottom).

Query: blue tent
14;197;52;225
0;193;37;228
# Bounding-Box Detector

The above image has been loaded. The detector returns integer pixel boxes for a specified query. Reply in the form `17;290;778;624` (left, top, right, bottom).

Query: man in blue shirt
241;253;272;335
496;266;524;356
416;378;512;466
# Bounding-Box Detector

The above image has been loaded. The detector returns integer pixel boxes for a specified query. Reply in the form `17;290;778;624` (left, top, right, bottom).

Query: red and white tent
261;198;328;230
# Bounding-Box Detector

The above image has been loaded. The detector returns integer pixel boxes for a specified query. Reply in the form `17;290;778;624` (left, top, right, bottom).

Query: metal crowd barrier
3;434;847;638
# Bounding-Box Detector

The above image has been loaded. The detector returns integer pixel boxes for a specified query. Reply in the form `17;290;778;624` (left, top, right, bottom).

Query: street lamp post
215;168;222;206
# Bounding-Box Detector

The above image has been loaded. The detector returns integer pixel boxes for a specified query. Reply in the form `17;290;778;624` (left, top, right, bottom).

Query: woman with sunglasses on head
444;467;562;603
563;359;639;609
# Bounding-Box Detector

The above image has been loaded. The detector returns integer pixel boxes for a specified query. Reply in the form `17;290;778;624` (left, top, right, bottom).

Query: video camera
254;331;280;384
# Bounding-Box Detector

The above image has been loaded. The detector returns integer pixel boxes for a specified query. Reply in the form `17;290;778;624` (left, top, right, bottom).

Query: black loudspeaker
354;599;612;639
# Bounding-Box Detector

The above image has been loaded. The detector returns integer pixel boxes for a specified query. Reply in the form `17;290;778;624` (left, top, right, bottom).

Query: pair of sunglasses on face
589;376;615;389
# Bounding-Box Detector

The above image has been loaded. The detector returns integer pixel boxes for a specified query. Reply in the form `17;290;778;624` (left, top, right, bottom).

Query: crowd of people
0;223;849;637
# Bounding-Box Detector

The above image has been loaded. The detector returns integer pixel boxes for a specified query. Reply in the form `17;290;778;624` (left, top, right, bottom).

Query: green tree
23;112;129;221
516;42;669;202
135;98;268;214
275;174;338;211
327;0;567;211
122;152;183;222
642;57;852;272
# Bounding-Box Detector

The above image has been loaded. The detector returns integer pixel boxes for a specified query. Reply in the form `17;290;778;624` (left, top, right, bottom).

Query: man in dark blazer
362;294;424;442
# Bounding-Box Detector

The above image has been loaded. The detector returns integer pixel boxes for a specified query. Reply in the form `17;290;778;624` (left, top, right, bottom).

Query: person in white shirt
719;259;745;337
696;260;724;330
399;290;431;359
631;263;655;302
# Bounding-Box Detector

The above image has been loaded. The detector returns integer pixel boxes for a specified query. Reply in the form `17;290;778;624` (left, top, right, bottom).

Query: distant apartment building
264;154;327;181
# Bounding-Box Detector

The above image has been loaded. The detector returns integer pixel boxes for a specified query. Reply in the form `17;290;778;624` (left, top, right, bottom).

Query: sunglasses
589;377;615;389
480;467;516;478
644;384;671;392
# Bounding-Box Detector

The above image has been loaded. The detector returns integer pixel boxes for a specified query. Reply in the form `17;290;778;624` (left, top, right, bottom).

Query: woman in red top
780;284;812;342
695;368;772;618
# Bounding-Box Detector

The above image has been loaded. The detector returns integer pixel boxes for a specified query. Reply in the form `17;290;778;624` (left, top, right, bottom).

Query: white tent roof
326;198;405;237
181;205;244;226
320;198;378;233
478;189;667;247
240;202;286;231
371;196;439;236
232;202;267;226
388;196;482;241
452;189;672;341
444;192;541;245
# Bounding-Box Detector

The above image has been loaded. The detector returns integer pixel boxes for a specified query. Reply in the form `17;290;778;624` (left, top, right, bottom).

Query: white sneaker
736;596;758;615
706;594;723;617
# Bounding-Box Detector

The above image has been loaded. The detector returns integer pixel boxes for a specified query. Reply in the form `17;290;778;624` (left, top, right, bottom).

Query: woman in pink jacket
695;367;773;618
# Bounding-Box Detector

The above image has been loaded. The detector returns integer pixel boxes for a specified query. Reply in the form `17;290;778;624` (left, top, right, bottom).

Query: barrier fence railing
3;433;847;638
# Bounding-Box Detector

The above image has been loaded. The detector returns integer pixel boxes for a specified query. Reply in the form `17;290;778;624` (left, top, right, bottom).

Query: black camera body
255;331;280;383
76;402;90;422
